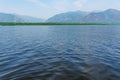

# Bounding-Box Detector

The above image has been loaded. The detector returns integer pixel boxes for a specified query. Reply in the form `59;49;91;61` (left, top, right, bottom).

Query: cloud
27;0;39;3
50;0;87;12
25;0;87;12
26;0;48;8
73;0;86;10
51;0;69;12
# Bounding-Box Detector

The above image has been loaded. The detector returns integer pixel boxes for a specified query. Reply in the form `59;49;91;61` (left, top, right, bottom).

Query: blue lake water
0;26;120;80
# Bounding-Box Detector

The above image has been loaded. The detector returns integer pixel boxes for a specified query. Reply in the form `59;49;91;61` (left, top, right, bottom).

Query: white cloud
50;0;87;12
51;0;69;12
26;0;86;12
25;0;87;16
27;0;39;3
73;0;86;10
26;0;48;8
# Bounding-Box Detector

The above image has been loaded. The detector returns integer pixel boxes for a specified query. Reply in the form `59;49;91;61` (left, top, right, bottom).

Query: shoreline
0;22;119;26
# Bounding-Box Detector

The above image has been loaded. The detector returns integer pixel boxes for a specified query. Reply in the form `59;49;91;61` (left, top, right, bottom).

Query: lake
0;26;120;80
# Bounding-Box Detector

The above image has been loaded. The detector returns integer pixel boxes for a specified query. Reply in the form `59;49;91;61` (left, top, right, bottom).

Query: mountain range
0;9;120;23
0;13;44;22
47;11;89;23
47;9;120;23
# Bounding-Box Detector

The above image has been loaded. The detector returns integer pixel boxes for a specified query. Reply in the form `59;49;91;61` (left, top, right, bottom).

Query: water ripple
0;26;120;80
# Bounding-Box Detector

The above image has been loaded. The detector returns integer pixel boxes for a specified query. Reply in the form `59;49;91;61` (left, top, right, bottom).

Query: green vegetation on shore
0;22;118;26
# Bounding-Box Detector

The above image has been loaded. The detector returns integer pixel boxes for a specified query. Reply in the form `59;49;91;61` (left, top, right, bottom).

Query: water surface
0;26;120;80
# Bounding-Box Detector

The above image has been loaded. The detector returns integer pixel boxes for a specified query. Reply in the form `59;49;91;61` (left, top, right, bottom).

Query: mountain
80;9;120;23
1;9;120;23
47;11;89;23
47;9;120;23
0;13;44;22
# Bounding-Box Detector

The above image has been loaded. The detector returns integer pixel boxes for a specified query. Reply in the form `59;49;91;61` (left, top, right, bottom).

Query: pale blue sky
0;0;120;19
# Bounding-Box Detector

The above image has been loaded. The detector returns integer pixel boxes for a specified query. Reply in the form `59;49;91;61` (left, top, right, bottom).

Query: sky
0;0;120;19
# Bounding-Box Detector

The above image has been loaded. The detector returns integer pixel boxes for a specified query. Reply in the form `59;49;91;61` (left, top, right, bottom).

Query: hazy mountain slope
80;9;120;23
1;9;120;23
0;13;44;22
47;11;89;23
47;9;120;23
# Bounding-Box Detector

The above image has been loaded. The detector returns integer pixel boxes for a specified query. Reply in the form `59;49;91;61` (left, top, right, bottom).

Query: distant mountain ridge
80;9;120;23
0;9;120;23
0;13;44;22
47;11;89;23
47;9;120;23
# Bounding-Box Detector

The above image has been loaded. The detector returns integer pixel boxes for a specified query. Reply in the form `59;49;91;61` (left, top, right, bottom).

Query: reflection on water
0;26;120;80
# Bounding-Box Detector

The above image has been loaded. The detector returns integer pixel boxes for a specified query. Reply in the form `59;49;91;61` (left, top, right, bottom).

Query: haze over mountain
80;9;120;23
0;13;44;22
0;9;120;23
1;0;120;19
47;9;120;23
47;11;89;23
